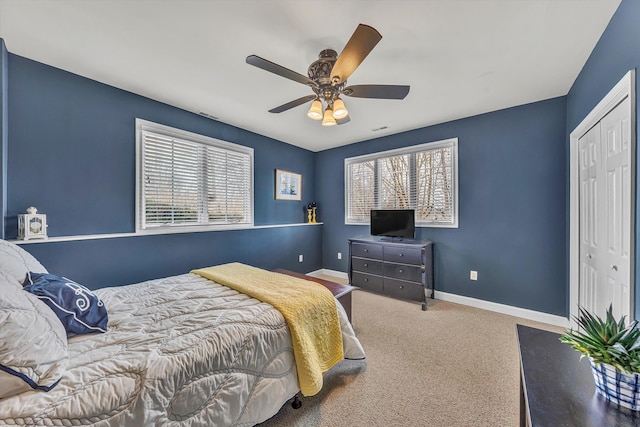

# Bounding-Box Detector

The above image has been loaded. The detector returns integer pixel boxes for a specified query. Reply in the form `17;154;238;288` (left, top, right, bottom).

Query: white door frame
569;69;636;322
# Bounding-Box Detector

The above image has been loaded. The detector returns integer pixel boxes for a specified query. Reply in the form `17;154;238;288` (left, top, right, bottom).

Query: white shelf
11;222;323;244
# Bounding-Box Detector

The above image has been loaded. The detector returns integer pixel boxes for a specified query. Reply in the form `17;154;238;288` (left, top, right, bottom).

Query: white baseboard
434;290;569;328
309;269;569;328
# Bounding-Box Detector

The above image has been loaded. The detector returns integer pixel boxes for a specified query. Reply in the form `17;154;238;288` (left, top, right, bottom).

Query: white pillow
0;239;48;287
0;280;68;399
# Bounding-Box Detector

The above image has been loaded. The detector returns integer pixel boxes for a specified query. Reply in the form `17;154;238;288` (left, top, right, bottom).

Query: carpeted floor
259;280;564;426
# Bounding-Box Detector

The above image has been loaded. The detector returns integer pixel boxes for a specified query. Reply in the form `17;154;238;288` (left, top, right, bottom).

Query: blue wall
566;0;640;319
4;53;321;286
7;54;314;234
315;98;568;316
23;225;322;290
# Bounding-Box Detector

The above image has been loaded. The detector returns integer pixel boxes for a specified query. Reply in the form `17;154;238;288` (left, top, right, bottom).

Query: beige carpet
259;281;564;426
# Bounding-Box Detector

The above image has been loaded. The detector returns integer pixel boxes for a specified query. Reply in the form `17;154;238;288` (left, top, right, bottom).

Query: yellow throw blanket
191;263;344;396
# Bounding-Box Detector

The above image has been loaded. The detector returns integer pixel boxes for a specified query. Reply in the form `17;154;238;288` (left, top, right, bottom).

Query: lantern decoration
18;207;48;240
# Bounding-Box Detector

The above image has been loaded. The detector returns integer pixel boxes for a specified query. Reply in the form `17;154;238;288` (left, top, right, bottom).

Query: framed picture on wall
275;169;302;201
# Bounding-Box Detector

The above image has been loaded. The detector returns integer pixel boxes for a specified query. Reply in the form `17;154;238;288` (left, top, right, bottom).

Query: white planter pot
590;360;640;411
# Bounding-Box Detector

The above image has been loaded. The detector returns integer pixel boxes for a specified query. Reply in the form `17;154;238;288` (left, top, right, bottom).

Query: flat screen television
370;209;415;239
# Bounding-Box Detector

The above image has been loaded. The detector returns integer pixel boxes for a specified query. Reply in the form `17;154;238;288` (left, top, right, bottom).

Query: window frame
135;119;254;234
344;138;459;228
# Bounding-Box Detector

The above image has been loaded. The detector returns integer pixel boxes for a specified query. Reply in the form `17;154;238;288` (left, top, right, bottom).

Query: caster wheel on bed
422;302;427;311
292;395;302;409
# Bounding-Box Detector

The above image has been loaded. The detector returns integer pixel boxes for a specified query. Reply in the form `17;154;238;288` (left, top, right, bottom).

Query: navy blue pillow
23;272;108;335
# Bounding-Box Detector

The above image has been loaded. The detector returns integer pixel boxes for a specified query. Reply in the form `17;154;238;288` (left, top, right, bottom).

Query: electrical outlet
338;252;342;260
470;270;478;281
298;254;303;263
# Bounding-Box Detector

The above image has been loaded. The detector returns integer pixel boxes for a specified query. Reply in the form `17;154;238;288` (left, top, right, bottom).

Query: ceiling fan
246;24;410;126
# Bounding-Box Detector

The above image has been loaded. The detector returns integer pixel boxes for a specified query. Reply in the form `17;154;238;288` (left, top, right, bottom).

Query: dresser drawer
351;242;383;260
383;246;423;265
383;263;422;283
384;278;424;302
351;258;383;275
352;272;383;293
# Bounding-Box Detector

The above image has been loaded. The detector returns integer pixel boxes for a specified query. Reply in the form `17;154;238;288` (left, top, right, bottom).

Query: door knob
587;253;592;259
611;265;618;271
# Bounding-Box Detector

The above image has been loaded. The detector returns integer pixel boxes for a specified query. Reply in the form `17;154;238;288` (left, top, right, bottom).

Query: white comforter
0;273;365;426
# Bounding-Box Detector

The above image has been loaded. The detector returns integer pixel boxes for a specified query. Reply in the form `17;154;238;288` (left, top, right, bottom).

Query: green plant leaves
560;304;640;374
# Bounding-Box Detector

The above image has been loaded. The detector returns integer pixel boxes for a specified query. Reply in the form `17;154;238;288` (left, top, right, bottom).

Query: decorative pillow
23;272;109;335
0;280;68;399
0;239;48;287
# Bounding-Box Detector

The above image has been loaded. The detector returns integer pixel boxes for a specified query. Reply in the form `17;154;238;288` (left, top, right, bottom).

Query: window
345;138;458;227
136;119;253;232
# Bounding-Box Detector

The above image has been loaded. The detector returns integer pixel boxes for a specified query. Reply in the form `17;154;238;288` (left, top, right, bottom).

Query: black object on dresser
348;236;434;310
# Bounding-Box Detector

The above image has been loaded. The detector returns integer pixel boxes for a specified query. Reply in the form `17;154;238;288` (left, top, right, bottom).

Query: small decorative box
18;207;48;240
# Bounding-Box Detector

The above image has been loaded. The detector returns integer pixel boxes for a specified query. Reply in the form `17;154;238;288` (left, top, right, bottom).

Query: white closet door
578;123;602;315
578;96;631;320
601;96;631;320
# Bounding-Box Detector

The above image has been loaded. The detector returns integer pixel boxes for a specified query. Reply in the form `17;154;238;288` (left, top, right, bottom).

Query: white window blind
136;120;253;232
345;138;458;227
345;160;376;221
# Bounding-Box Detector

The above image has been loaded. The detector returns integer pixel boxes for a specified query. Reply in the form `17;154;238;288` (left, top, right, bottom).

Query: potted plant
560;304;640;411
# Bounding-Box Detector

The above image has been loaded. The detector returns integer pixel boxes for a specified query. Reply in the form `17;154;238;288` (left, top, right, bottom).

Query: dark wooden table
273;269;355;322
517;324;640;426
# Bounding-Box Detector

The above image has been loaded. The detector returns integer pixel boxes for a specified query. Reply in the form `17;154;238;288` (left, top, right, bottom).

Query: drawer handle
399;253;404;257
400;285;404;289
398;269;403;273
364;278;369;282
364;249;369;252
364;263;368;267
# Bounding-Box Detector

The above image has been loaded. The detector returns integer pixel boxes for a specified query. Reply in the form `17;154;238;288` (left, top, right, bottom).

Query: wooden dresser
348;236;434;310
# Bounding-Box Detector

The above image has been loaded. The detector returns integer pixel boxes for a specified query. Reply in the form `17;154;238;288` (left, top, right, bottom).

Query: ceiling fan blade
268;94;317;113
330;24;382;84
343;84;410;100
246;55;317;87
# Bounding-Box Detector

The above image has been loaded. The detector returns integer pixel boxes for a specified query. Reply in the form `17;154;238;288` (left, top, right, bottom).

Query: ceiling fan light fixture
307;99;323;120
322;107;337;126
247;24;410;125
332;98;349;119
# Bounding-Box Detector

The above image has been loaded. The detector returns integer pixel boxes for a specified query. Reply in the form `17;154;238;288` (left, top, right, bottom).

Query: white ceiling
0;0;621;152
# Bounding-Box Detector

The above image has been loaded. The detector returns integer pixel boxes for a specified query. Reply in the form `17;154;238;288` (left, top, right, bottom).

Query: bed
0;239;365;426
